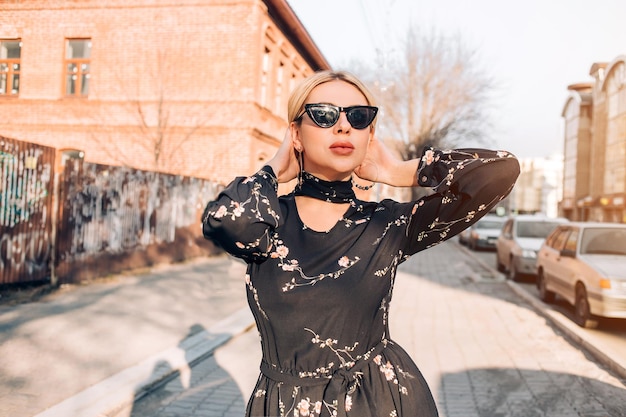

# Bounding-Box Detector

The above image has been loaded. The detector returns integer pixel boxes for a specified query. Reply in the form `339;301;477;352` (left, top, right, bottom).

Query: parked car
495;215;569;281
466;215;506;250
458;226;471;246
536;222;626;328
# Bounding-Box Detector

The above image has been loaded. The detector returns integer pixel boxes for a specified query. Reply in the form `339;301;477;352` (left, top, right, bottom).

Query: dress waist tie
260;339;388;417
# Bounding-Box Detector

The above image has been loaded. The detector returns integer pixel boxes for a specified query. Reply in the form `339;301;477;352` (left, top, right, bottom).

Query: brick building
0;0;330;184
560;55;626;223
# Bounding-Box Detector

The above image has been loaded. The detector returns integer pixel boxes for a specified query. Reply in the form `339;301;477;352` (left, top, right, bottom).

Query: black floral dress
202;148;520;417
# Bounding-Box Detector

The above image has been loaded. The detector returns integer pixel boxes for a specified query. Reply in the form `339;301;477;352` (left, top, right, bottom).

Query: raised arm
202;128;299;261
201;167;281;261
402;146;520;256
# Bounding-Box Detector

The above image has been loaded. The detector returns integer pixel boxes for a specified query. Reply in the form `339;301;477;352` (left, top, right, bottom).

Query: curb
455;239;626;381
506;280;626;381
34;308;255;417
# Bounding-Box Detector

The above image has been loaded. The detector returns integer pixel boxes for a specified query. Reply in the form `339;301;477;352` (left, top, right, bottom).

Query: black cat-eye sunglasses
297;103;378;130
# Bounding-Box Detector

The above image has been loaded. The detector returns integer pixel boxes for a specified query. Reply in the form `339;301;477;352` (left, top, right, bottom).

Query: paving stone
130;241;626;417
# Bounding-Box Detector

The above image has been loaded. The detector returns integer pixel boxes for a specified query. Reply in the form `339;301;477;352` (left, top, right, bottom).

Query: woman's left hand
354;136;419;187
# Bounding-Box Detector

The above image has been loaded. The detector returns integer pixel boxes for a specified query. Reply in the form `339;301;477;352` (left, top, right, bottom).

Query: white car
495;215;569;281
536;222;626;328
466;215;506;251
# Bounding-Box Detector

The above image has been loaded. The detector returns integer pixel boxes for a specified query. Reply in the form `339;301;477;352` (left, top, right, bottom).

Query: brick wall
0;0;322;182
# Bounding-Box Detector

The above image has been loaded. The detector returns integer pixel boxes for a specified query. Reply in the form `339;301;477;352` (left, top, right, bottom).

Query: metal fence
0;135;221;286
0;137;55;285
54;159;221;284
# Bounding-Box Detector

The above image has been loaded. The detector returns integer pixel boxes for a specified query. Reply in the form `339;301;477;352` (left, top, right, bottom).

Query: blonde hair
287;70;377;129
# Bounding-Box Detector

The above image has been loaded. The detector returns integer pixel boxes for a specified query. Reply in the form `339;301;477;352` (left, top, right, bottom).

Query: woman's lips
330;141;354;155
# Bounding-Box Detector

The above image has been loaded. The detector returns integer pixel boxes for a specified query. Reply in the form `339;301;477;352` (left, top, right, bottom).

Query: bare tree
131;86;207;173
357;27;496;161
81;50;209;176
128;51;210;173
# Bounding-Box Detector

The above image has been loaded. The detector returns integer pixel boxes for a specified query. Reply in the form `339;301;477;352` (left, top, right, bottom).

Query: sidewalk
1;240;625;417
393;241;626;416
128;239;626;417
455;243;626;382
0;255;252;417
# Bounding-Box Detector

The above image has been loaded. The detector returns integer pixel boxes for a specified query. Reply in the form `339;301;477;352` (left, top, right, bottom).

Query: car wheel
537;270;555;303
507;257;520;281
496;255;505;272
574;284;598;329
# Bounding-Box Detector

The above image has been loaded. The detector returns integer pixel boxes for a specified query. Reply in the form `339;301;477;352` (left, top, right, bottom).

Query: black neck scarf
294;171;356;203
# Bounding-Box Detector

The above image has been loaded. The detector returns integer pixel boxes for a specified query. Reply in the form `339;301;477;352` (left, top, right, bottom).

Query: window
544;229;558;248
64;39;91;97
563;229;578;252
549;228;569;250
604;63;626;194
260;47;270;108
275;61;283;114
516;221;565;239
0;39;21;96
502;220;513;238
582;228;626;255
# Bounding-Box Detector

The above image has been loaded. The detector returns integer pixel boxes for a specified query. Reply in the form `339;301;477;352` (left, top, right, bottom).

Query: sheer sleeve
201;166;281;262
402;147;520;256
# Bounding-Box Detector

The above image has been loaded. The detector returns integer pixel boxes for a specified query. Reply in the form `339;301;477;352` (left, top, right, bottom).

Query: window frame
0;39;22;97
63;38;91;98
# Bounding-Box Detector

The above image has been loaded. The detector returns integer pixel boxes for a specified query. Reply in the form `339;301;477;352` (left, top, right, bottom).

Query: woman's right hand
267;126;300;183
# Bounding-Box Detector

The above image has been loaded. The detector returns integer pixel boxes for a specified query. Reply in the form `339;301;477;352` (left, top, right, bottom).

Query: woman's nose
334;112;351;133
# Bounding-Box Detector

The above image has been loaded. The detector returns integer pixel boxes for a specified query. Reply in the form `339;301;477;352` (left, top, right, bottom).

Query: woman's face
292;80;374;182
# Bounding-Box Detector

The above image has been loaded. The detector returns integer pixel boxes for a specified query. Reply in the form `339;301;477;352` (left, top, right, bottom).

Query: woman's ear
290;122;303;151
368;126;376;143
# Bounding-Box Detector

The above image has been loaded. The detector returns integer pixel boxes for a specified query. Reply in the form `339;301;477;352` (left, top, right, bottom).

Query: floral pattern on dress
372;214;410;246
202;169;280;259
295;397;323;416
302;328;359;375
245;273;268;319
272;385;339;417
373;354;413;396
271;239;361;291
202;147;520;417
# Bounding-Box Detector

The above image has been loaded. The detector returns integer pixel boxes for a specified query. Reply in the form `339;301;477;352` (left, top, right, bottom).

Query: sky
287;0;626;159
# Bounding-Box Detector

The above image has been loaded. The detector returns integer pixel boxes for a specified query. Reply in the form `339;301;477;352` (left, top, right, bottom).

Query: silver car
536;222;626;328
466;215;506;250
495;215;569;281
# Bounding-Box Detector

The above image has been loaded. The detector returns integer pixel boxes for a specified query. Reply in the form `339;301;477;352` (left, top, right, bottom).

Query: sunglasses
298;103;378;130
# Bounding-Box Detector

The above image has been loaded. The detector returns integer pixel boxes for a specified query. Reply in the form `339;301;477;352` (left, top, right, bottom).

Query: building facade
0;0;330;184
560;56;626;223
509;155;563;218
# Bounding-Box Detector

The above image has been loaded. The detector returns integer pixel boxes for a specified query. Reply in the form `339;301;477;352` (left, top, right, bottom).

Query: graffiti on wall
0;135;222;286
0;139;55;283
57;160;221;262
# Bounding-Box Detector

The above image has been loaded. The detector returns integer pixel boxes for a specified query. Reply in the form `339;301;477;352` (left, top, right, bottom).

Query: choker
294;171;356;203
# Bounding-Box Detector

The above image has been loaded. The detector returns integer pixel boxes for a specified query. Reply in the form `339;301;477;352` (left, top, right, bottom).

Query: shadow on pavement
0;255;248;417
399;240;626;333
438;367;626;417
398;241;525;306
126;324;248;417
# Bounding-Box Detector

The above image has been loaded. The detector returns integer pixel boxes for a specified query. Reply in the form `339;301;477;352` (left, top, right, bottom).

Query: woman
202;70;520;417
